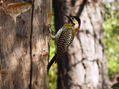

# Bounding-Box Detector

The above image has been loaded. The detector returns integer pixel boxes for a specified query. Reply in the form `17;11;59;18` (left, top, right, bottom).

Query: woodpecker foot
49;24;54;34
48;24;56;40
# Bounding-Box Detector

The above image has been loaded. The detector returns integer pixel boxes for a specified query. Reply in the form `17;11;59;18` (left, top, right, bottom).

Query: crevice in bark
82;61;87;86
71;0;75;7
72;83;82;89
29;0;34;89
69;57;86;69
76;0;87;17
82;61;86;69
76;34;84;58
79;29;105;54
87;12;97;55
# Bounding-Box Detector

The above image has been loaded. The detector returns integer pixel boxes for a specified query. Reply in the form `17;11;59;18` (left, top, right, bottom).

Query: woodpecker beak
65;15;74;25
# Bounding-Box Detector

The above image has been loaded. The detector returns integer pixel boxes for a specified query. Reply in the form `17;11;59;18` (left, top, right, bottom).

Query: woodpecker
48;15;81;71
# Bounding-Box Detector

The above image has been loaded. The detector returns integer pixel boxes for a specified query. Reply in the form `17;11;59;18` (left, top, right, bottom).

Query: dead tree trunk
53;0;110;89
0;0;51;89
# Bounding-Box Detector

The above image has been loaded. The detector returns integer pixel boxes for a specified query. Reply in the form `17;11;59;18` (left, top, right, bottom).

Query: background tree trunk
0;0;51;89
53;0;110;89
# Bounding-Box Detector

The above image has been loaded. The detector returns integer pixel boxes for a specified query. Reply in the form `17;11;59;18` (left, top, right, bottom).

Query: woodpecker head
66;15;81;29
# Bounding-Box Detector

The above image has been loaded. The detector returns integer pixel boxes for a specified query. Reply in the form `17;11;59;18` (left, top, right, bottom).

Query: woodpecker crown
66;15;81;29
73;16;81;24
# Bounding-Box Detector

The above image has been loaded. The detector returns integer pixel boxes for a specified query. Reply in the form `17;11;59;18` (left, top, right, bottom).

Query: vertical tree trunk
0;5;31;89
31;0;51;89
53;0;110;89
0;0;51;89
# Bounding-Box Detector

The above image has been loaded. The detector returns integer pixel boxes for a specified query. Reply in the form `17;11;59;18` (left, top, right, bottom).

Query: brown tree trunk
53;0;110;89
0;0;51;89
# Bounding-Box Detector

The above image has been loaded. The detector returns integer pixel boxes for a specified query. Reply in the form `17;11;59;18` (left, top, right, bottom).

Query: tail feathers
47;55;56;72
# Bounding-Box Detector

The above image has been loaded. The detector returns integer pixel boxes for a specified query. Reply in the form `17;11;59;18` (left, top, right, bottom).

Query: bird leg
49;24;56;40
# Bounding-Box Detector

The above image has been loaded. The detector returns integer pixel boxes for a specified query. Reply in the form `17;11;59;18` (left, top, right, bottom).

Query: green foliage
48;15;57;89
103;2;119;78
111;83;119;89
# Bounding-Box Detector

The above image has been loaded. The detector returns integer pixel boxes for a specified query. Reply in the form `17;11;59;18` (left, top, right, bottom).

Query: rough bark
53;0;110;89
0;6;31;89
0;0;51;89
31;0;51;89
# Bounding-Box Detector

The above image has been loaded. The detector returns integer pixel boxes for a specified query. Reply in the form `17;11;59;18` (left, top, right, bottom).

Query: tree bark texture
31;0;51;89
53;0;110;89
0;0;51;89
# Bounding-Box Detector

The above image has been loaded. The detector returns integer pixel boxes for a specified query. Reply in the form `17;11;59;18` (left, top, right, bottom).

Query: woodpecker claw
49;24;54;34
48;24;56;40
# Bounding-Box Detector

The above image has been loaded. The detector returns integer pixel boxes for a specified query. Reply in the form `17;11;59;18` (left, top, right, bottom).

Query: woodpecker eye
71;17;74;20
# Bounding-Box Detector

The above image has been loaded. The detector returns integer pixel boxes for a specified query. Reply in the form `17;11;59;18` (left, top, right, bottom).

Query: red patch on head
78;21;81;29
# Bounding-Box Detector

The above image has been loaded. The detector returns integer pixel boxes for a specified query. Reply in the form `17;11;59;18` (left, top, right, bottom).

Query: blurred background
49;0;119;89
0;0;118;88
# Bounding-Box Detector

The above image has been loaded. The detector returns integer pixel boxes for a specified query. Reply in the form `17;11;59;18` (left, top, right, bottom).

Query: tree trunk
53;0;110;89
0;0;51;89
